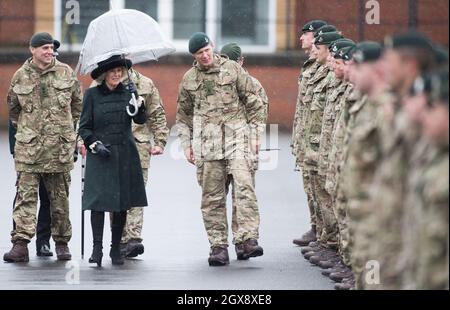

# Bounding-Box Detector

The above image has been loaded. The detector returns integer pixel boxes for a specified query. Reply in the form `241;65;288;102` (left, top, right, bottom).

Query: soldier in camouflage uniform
4;32;82;263
398;69;449;290
91;69;169;258
121;69;169;258
302;32;342;263
364;32;436;290
413;69;449;289
292;20;327;247
176;33;267;266
336;42;390;290
305;39;355;273
220;43;269;260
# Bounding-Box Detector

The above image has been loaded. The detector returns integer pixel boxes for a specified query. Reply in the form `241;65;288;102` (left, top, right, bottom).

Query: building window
173;0;206;40
55;0;276;53
125;0;158;21
59;0;109;46
219;0;269;46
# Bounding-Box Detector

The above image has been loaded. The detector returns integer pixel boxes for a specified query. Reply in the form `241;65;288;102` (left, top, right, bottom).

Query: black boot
89;211;104;267
110;211;127;265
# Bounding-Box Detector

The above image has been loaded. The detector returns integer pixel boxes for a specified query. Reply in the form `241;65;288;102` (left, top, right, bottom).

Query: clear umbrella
76;9;176;75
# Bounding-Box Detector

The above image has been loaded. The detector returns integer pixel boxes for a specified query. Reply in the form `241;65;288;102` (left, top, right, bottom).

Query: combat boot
301;243;321;255
3;239;29;263
293;225;317;246
329;269;354;283
309;250;339;265
334;278;355;290
125;239;144;258
322;263;348;277
235;243;248;261
242;239;264;259
208;246;230;266
55;242;72;261
318;257;342;269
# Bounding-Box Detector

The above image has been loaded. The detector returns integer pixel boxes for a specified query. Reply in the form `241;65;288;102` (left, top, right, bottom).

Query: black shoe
36;244;53;257
110;247;124;265
125;240;144;258
88;245;103;267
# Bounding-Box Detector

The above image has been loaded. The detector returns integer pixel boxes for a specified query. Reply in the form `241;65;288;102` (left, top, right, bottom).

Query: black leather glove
93;142;111;158
127;82;138;97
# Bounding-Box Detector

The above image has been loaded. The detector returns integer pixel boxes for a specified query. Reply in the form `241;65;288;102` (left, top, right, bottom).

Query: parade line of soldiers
3;21;449;290
291;20;449;290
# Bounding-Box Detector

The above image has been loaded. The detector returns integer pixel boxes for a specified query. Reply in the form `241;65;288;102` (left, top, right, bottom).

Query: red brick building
1;0;448;129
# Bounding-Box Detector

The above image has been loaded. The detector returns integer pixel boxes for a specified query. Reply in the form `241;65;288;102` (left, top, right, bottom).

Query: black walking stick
81;155;86;259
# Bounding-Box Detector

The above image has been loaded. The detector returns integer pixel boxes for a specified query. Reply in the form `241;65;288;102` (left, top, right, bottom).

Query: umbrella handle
126;93;139;117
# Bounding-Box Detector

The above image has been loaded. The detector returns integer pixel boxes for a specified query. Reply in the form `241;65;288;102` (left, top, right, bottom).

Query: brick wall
0;62;300;131
295;0;449;46
0;0;35;47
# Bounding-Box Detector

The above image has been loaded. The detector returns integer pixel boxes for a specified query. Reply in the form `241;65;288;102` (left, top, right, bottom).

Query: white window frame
54;0;276;54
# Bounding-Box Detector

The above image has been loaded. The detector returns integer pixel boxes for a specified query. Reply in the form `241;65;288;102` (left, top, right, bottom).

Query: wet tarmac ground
0;132;334;290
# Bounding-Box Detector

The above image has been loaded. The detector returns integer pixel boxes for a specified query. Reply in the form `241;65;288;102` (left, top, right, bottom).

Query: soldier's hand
184;147;195;165
251;141;261;155
78;144;87;158
150;146;164;156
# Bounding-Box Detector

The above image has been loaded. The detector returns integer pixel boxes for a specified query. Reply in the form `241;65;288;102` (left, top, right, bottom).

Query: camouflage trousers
302;170;317;228
11;172;72;243
312;172;338;249
196;159;260;246
348;198;375;289
121;168;148;243
334;190;351;266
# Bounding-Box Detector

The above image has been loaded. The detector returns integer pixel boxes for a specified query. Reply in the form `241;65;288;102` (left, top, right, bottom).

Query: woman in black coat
79;55;148;266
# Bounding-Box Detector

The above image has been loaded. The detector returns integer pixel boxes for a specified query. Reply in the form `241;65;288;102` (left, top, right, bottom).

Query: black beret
315;32;344;46
330;39;355;54
91;55;132;80
352;41;383;64
189;32;211;54
30;32;60;49
384;31;434;51
301;20;327;33
314;25;338;38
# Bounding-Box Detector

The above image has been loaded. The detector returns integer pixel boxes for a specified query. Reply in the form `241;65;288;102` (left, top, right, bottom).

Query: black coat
79;82;148;212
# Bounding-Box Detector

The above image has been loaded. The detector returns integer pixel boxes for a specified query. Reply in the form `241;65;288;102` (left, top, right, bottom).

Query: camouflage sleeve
145;85;169;149
175;82;194;150
7;76;21;128
78;89;97;147
70;73;83;130
236;66;267;139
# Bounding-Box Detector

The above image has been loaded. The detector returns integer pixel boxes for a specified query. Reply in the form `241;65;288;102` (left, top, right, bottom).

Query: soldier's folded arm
176;83;194;151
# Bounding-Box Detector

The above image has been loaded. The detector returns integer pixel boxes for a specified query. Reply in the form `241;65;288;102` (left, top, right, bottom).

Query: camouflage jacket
303;66;333;170
324;84;355;197
7;58;82;173
292;58;316;154
176;54;267;162
293;60;320;166
317;78;346;176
